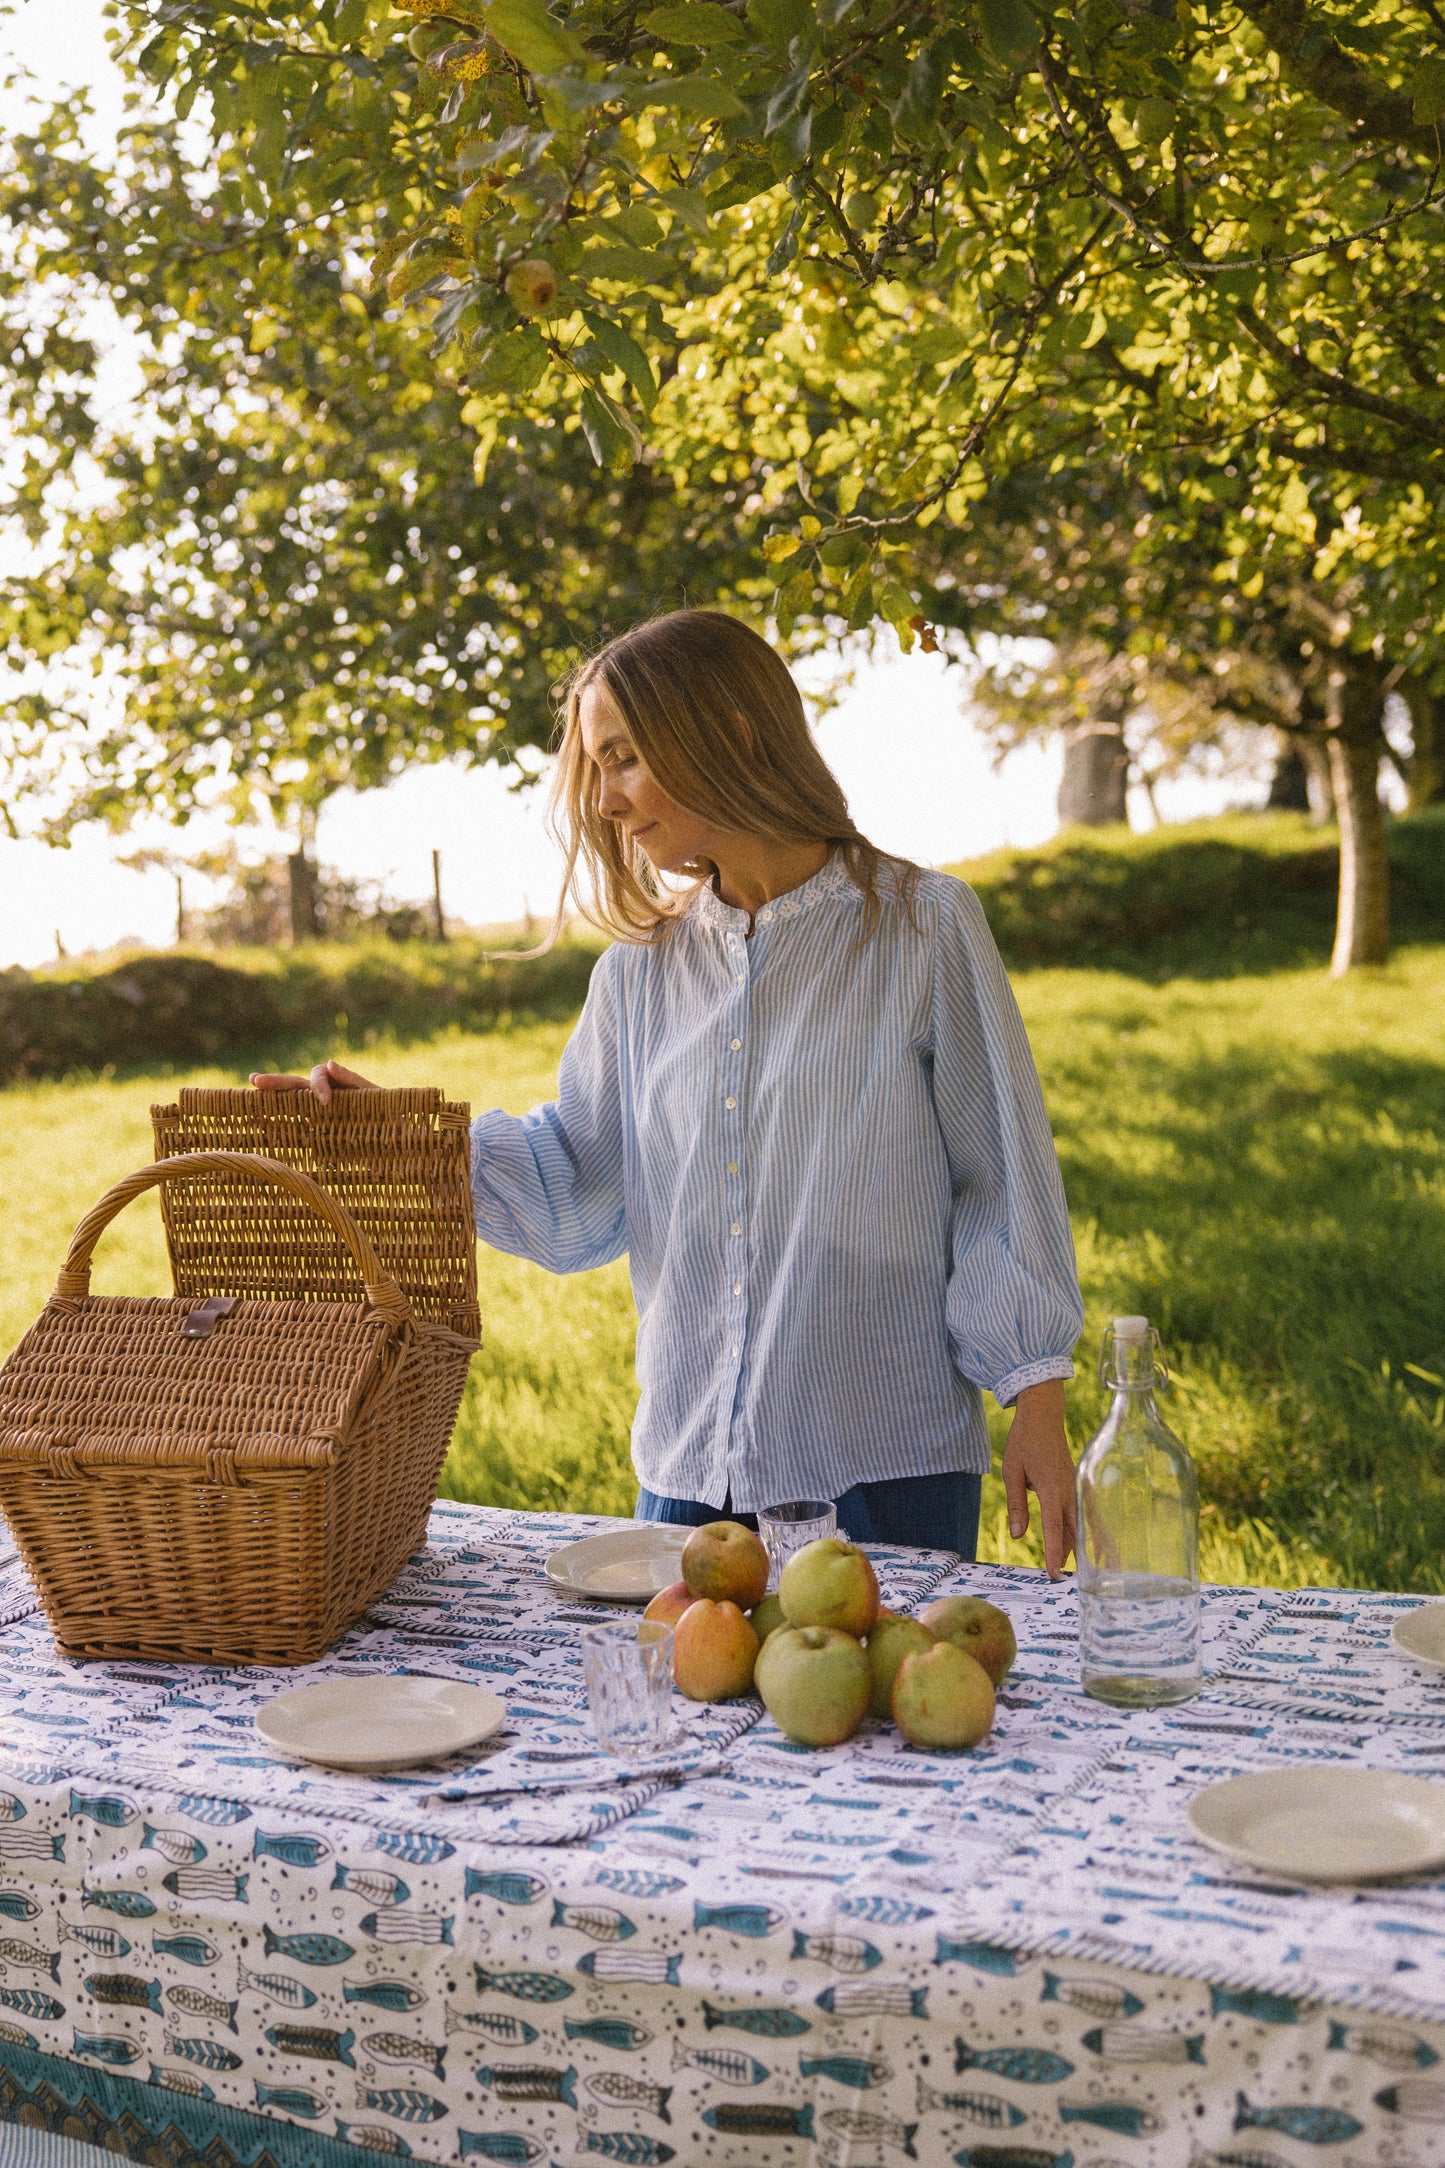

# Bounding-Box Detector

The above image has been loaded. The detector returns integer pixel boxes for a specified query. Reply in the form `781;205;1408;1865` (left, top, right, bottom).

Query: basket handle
50;1151;414;1327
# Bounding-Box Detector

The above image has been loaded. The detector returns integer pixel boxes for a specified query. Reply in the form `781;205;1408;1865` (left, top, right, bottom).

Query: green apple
748;1592;787;1643
891;1641;995;1749
681;1520;770;1610
865;1612;936;1720
918;1595;1017;1684
779;1538;880;1638
755;1625;871;1746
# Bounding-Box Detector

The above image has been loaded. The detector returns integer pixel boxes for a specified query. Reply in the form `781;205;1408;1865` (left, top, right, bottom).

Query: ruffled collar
690;850;860;933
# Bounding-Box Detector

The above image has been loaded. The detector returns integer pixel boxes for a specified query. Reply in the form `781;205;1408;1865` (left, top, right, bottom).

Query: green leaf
642;72;747;117
763;531;803;561
583;311;660;413
1415;55;1445;127
466;327;550;394
878;580;916;626
747;0;811;50
580;387;637;472
482;0;585;78
661;187;709;234
580;242;675;285
644;4;749;45
978;0;1038;68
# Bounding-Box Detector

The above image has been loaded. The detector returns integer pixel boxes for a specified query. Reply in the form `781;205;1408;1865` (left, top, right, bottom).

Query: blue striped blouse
470;854;1083;1512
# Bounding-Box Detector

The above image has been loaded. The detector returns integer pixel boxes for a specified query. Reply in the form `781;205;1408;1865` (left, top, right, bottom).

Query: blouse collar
691;850;859;934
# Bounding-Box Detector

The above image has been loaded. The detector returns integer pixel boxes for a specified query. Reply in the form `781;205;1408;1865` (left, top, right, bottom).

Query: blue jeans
635;1470;982;1561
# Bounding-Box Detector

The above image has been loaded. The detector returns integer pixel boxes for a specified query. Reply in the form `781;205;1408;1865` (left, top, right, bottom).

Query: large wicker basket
0;1089;479;1666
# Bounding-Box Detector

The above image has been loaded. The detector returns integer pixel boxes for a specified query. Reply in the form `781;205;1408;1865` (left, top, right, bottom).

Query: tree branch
1232;0;1442;159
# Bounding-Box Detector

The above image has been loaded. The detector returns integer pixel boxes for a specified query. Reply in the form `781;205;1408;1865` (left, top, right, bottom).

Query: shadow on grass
1054;1035;1445;1590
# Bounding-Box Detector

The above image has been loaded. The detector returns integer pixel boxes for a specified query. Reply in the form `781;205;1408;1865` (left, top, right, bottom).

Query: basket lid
0;1293;395;1473
151;1087;478;1338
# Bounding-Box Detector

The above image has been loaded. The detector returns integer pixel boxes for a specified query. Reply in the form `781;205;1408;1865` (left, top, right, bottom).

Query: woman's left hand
1003;1378;1076;1580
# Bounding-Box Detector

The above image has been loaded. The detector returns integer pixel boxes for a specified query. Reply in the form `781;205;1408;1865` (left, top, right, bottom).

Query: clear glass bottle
1077;1315;1201;1707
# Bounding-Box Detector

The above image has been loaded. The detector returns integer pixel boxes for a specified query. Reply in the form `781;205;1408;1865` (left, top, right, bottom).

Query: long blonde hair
543;610;916;944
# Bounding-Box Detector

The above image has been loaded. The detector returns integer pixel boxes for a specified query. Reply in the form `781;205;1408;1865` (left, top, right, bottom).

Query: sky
0;0;1256;967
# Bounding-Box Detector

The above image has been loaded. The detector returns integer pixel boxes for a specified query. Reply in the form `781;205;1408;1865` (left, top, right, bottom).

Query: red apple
682;1520;770;1610
865;1612;936;1721
673;1598;760;1702
779;1537;880;1638
891;1641;995;1749
755;1625;871;1746
642;1581;694;1629
918;1595;1017;1685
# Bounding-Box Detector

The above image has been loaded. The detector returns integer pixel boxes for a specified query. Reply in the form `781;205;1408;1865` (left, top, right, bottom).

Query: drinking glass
581;1619;676;1754
757;1498;837;1592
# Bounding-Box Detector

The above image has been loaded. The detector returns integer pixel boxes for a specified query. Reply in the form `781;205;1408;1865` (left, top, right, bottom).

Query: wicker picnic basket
0;1088;479;1666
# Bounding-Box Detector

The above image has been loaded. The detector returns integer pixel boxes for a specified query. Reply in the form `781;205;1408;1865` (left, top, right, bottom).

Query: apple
682;1521;770;1611
672;1599;760;1702
748;1592;787;1643
504;257;559;316
865;1612;936;1721
779;1537;880;1638
755;1625;871;1746
918;1595;1017;1685
891;1641;995;1749
642;1581;694;1630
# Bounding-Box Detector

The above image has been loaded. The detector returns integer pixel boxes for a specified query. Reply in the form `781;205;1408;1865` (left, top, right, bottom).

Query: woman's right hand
249;1059;379;1104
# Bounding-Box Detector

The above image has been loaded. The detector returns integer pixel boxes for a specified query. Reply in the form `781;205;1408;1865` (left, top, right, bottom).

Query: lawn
5;910;1443;1592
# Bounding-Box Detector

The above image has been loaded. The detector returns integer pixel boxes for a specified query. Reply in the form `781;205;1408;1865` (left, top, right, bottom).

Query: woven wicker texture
0;1136;479;1666
151;1087;480;1340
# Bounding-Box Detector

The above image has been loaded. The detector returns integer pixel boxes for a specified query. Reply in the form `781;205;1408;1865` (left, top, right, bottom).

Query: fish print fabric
0;1507;1441;2166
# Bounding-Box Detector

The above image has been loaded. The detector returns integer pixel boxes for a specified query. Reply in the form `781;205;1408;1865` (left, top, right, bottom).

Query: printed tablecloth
0;1505;1443;2168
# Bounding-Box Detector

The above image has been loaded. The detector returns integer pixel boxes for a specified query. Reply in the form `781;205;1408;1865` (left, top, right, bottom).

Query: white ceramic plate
1188;1766;1445;1882
255;1676;505;1771
1391;1604;1445;1670
545;1525;690;1605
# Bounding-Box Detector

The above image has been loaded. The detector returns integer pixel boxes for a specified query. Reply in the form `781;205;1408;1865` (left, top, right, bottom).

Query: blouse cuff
992;1356;1077;1409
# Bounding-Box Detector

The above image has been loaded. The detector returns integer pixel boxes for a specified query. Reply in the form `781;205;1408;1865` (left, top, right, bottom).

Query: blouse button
725;1096;738;1110
729;1038;742;1051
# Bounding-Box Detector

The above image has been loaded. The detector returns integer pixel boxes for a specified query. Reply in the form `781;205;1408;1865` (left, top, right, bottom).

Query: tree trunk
1327;657;1390;976
1267;737;1310;811
1058;726;1129;827
1300;735;1335;824
1401;679;1445;810
287;851;320;944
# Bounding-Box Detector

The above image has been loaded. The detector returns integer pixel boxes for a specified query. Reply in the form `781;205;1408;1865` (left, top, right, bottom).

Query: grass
3;811;1443;1593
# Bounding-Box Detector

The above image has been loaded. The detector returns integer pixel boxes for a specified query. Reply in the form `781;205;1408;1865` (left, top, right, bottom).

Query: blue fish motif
1327;2019;1439;2069
473;1966;573;2003
167;2035;243;2071
953;2153;1074;2168
590;1869;683;1898
0;1940;61;1984
374;1832;454;1866
141;1825;207;1866
817;1986;927;2018
702;2001;811;2037
465;1870;546;1906
839;1896;935;1926
255;2082;324;2117
694;1903;782;1939
1211;1986;1301;2026
83;1973;163;2014
0;1989;63;2020
1060;2100;1160;2137
149;2066;215;2102
262;1927;355;1968
69;1791;134;1829
176;1794;250;1827
1041;1973;1144;2019
334;1866;411;1906
458;2138;543;2164
800;2055;892;2089
345;1981;428;2013
702;2105;810;2139
955;2037;1074;2084
552;1902;635;1941
73;2030;141;2065
475;2063;577;2107
936;1938;1018;1975
82;1889;155;1920
0;1796;25;1822
565;2019;653;2051
237;1965;318;2009
357;2086;448;2123
153;1933;220;1968
1234;2091;1363;2144
580;2137;676;2164
360;1911;451;1945
163;1870;247;1903
0;1893;39;1922
336;2127;412;2157
266;2023;357;2066
254;1831;332;1867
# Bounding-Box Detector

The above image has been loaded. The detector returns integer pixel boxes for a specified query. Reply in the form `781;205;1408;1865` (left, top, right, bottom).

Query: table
0;1503;1444;2168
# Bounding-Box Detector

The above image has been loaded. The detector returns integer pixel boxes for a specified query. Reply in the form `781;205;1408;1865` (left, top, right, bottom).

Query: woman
256;611;1084;1574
